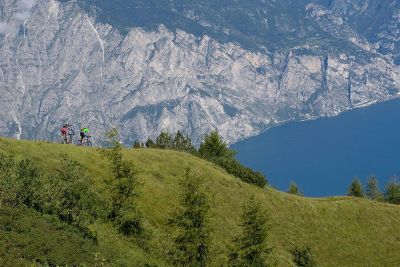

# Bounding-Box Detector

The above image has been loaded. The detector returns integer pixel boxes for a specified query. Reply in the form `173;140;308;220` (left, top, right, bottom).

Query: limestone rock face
0;0;399;145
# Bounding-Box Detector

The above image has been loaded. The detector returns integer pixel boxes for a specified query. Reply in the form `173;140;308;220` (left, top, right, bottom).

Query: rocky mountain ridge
0;0;399;145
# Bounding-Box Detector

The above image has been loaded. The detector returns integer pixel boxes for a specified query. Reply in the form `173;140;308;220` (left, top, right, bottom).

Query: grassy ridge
1;137;400;266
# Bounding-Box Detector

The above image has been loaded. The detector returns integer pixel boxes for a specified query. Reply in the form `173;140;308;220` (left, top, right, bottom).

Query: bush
213;157;266;188
15;159;45;209
290;244;316;267
288;182;303;196
0;206;97;266
198;131;267;187
43;153;103;237
0;153;19;207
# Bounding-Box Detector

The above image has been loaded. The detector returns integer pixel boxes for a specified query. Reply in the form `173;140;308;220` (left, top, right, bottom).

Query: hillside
1;137;400;266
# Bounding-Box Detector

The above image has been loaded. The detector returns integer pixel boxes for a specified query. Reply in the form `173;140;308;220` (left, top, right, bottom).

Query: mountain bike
60;133;75;144
59;134;68;144
67;133;75;144
77;135;93;147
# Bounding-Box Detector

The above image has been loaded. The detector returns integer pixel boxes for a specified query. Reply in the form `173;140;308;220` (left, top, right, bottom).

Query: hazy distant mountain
0;0;399;144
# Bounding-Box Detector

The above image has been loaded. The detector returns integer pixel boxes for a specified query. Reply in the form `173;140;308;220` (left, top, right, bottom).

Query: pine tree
101;129;146;238
229;195;272;267
145;137;155;148
365;176;382;201
348;178;364;197
168;168;209;267
133;141;144;148
385;177;400;204
287;182;303;196
156;132;173;149
173;130;196;153
198;131;235;160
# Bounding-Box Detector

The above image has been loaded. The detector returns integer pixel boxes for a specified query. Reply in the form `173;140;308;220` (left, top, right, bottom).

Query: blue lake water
231;99;400;197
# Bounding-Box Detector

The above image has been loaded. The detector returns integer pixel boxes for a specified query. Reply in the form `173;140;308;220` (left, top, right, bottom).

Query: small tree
133;141;144;149
156;132;173;149
101;129;146;238
290;244;316;267
385;177;400;204
229;195;272;267
198;131;235;160
104;127;120;147
287;182;303;196
347;178;364;197
173;131;196;153
168;168;210;267
365;176;382;201
145;138;155;148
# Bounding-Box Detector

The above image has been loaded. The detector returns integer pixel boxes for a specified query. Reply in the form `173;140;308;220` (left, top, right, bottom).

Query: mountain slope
0;0;399;144
1;137;400;266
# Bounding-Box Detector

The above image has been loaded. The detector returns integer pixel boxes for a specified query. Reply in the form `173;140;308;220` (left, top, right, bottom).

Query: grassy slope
1;137;400;266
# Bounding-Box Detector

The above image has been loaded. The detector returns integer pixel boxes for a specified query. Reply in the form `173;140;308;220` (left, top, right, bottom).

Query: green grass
1;137;400;266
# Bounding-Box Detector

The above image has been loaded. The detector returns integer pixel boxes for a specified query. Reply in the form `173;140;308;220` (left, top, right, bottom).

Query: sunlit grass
1;137;400;266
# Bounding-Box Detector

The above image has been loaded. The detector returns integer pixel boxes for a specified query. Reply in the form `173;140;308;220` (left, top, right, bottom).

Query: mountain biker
80;127;90;142
66;124;75;144
60;124;69;143
61;124;75;144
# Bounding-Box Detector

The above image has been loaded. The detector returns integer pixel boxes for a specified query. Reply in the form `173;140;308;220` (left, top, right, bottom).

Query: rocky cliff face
0;0;399;145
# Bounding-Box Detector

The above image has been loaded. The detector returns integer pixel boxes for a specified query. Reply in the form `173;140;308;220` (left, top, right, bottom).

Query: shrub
0;153;19;207
0;206;97;266
213;157;266;188
44;153;102;237
290;244;316;267
15;159;44;209
288;182;303;196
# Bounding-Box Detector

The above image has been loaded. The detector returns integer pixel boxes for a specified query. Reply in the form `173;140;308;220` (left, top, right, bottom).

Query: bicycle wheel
76;140;83;146
86;141;93;147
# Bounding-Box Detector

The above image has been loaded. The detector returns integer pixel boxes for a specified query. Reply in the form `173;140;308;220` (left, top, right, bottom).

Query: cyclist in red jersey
60;124;68;144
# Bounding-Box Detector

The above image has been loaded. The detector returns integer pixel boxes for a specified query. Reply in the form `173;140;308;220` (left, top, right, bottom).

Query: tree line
134;130;267;188
347;176;400;204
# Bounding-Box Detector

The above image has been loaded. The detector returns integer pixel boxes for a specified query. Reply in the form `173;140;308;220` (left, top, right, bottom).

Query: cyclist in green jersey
80;127;90;142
